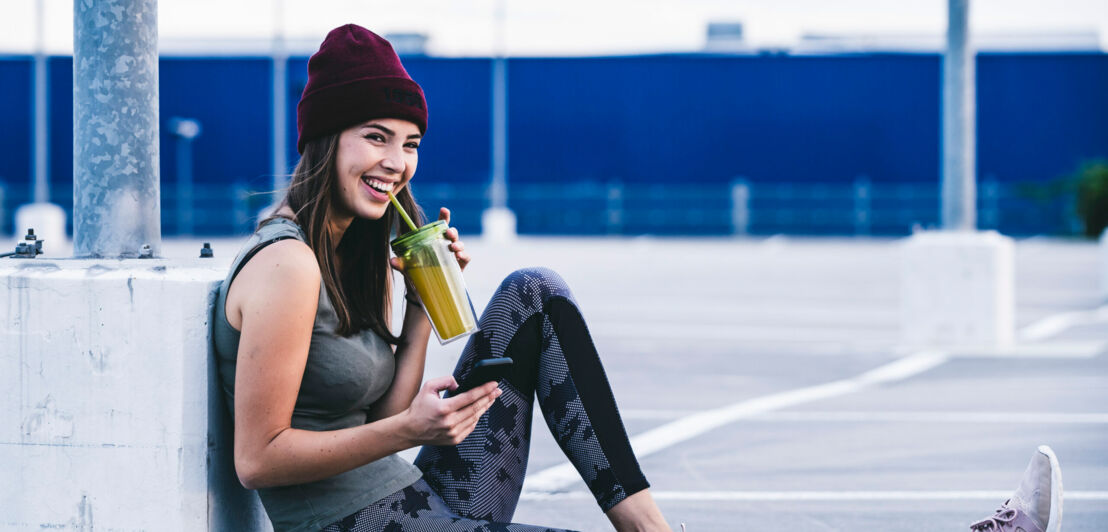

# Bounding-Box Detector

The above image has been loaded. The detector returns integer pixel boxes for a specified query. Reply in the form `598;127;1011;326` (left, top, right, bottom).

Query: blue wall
509;54;942;185
0;52;1105;235
0;58;32;189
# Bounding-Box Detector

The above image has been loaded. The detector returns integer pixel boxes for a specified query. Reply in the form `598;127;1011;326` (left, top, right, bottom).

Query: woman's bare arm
227;240;499;490
370;207;470;420
369;300;432;420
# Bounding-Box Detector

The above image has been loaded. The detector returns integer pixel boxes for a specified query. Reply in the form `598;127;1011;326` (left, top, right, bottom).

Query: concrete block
482;207;517;244
0;259;270;531
900;230;1015;347
1101;228;1108;301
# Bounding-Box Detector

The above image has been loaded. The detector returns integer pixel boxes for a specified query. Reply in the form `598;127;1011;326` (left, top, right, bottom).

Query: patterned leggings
323;268;649;531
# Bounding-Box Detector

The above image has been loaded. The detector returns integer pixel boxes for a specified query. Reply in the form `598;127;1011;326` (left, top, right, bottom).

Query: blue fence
0;180;1077;238
0;51;1104;236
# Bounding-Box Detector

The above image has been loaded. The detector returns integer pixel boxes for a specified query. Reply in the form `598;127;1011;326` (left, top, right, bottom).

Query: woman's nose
379;145;405;174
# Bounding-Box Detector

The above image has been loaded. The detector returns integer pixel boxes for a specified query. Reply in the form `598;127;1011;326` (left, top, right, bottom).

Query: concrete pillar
73;0;161;258
0;260;270;530
942;0;976;231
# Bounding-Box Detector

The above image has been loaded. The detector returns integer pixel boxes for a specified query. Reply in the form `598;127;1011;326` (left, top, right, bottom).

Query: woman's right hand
401;376;502;446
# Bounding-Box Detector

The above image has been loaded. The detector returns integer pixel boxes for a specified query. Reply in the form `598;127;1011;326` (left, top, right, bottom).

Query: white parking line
620;410;1108;424
520;490;1108;502
591;322;895;343
948;341;1106;359
1019;305;1108;342
744;411;1108;424
521;350;949;493
522;305;1106;495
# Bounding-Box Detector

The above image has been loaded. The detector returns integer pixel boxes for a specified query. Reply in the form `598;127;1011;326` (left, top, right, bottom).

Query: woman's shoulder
240;237;320;287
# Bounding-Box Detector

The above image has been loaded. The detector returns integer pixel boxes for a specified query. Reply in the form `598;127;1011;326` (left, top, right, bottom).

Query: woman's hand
400;376;501;446
438;207;471;271
389;207;470;273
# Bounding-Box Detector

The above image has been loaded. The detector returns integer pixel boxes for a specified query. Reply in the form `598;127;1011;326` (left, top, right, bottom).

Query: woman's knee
494;267;574;308
503;264;571;294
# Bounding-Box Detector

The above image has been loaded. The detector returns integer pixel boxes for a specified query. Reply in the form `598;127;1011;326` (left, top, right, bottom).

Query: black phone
456;357;514;394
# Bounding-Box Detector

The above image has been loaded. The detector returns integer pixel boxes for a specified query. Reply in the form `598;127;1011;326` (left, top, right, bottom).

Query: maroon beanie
296;24;428;154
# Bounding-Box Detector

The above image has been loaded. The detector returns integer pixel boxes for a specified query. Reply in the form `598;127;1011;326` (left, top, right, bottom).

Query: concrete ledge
1;259;269;531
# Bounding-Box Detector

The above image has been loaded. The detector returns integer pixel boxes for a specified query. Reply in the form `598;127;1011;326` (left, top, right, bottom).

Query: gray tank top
212;217;422;532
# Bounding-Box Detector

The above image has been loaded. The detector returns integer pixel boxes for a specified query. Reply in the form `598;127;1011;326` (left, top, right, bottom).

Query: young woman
213;23;1064;532
212;24;671;532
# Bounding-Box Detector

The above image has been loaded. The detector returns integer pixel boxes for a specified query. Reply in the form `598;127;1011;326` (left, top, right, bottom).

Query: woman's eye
365;133;385;142
405;142;420;150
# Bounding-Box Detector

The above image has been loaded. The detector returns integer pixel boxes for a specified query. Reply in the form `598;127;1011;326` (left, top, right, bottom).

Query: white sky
1;0;1106;55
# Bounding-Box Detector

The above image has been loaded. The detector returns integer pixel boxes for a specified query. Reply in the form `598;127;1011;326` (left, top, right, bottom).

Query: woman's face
331;118;421;224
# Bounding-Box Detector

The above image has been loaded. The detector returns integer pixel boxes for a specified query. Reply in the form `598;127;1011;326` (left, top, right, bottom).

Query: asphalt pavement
13;233;1103;531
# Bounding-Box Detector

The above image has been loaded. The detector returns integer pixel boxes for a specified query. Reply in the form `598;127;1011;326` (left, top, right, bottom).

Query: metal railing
0;179;1080;238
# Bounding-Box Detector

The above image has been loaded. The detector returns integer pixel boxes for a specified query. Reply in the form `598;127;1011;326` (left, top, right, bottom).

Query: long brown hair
265;132;425;341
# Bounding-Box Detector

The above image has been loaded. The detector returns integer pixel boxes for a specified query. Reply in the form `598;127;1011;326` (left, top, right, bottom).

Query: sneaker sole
1038;445;1063;532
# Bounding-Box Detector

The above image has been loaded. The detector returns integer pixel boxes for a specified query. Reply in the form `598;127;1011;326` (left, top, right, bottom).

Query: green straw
388;191;418;232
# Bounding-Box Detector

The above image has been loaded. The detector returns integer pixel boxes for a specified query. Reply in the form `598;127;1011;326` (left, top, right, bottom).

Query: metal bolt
200;242;213;258
5;228;44;258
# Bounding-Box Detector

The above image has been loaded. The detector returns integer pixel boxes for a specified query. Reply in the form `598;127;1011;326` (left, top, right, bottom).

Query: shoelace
969;506;1018;531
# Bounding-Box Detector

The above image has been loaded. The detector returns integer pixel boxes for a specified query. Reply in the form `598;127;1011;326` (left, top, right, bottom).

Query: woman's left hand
389;207;471;273
438;207;471;271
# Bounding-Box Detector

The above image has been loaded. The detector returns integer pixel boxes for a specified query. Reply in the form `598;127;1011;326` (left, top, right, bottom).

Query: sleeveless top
212;217;422;532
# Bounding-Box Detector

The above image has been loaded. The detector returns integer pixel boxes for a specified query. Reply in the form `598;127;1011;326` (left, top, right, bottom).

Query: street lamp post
73;0;161;258
942;0;976;231
169;118;202;236
33;0;48;205
271;0;289;193
482;0;517;242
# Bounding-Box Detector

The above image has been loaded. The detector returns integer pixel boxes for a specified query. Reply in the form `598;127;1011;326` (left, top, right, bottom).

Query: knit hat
296;24;428;154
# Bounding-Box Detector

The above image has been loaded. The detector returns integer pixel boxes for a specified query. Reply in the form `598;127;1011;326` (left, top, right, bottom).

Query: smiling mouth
362;176;396;194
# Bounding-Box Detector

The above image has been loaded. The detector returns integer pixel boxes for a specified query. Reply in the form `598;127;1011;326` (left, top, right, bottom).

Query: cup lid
390;220;447;250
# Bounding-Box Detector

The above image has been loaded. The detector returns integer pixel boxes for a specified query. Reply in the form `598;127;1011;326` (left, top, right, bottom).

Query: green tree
1076;160;1108;238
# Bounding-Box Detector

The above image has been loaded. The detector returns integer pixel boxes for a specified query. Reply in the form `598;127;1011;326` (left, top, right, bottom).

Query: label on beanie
383;88;424;109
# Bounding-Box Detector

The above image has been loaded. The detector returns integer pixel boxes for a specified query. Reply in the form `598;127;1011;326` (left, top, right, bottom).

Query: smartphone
456;357;514;394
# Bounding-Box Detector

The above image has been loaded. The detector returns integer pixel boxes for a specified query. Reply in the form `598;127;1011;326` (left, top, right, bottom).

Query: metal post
490;55;508;211
480;0;517;241
33;0;49;204
271;0;288;193
170;118;201;236
731;178;750;235
489;0;509;214
233;181;249;232
854;175;871;236
982;174;999;229
606;182;623;234
73;0;160;258
942;0;976;231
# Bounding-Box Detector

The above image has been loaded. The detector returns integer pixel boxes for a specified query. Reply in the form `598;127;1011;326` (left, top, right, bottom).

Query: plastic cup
390;220;479;344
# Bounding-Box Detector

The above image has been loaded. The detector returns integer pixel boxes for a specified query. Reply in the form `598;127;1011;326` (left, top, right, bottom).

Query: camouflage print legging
323;268;649;532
